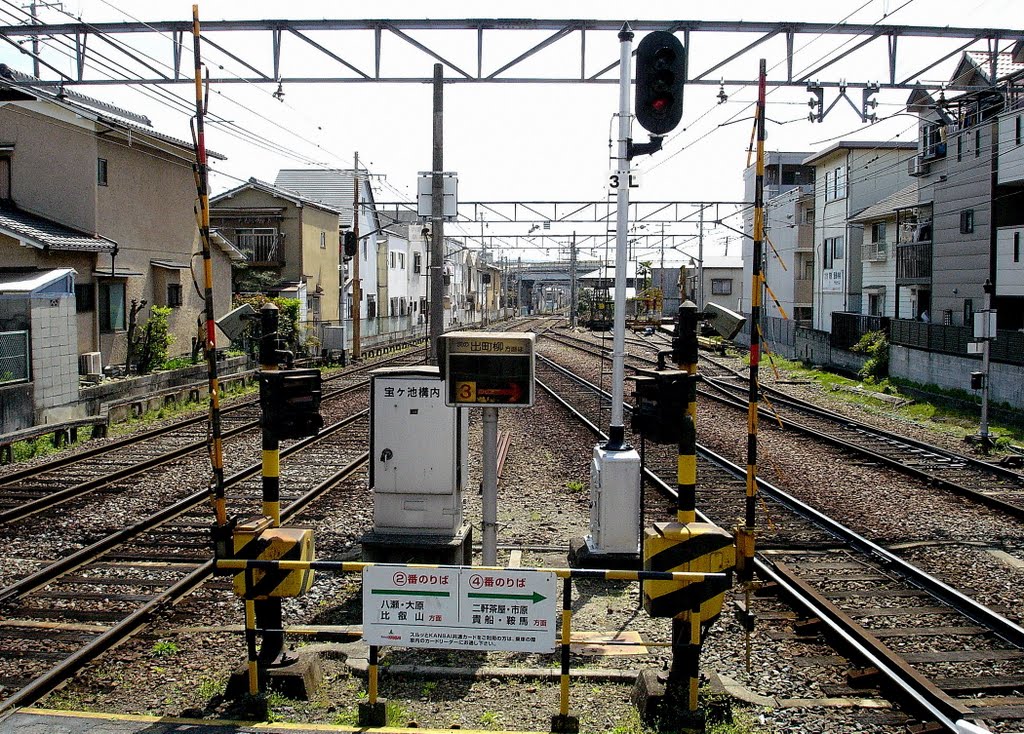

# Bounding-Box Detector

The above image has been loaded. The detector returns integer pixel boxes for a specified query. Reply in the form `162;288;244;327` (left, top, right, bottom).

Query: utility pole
351;152;362;360
697;205;705;309
429;63;445;362
979;278;995;452
569;231;578;329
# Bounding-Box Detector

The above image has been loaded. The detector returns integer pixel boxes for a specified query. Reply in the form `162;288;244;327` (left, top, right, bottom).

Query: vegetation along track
0;348;427;713
537;335;1024;731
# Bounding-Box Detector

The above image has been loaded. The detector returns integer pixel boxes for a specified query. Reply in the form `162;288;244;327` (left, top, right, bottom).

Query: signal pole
429;63;445;362
351;151;361;360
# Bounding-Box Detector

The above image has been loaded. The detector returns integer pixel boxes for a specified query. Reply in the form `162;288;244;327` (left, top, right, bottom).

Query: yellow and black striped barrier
216;557;726;725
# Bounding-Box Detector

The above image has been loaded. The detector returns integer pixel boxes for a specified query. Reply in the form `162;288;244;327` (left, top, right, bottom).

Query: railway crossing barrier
218;557;726;732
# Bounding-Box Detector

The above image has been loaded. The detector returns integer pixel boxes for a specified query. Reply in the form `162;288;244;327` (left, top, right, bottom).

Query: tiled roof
963;51;1024;84
0;64;225;160
274;169;359;227
0;204;117;253
212;177;342;214
849;183;920;222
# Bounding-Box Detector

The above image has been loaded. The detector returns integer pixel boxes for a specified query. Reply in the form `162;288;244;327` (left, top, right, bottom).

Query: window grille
0;330;30;384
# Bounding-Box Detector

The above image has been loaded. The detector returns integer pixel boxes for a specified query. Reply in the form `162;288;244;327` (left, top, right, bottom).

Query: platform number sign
439;331;535;408
608;170;642;191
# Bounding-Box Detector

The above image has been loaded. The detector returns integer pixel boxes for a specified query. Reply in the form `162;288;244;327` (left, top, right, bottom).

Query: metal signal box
232;518;314;599
439;331;535;408
369;366;468;534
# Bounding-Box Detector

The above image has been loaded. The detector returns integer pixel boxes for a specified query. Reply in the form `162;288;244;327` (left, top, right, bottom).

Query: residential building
802;141;917;332
0;64;236;372
847;183;918;319
210;178;342;338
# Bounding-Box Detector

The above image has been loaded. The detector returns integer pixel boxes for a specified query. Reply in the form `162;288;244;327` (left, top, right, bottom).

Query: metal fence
830;312;889;350
889;319;1024;366
0;330;29;384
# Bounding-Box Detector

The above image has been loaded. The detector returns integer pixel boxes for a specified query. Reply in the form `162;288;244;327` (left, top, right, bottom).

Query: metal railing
237;232;283;263
830;312;888;350
896;242;931;282
861;240;887;262
890;320;1024;366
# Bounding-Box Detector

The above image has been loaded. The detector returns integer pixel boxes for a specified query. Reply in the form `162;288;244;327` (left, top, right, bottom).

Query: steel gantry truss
0;18;1020;110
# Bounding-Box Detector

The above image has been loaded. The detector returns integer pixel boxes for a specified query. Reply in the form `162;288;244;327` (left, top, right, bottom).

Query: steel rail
0;452;369;716
0;409;368;605
536;353;1023;731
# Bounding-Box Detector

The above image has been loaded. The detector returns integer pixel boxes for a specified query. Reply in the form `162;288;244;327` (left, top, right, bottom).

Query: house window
963;298;974;325
801;207;814;225
97;157;108;186
1017;116;1022;146
390;252;396;268
975;129;981;158
711;279;732;295
98;281;126;332
400;297;407;315
366;295;376;319
413;252;422;273
0;154;10;200
74;283;95;312
399;252;405;269
823;236;844;268
956;134;962;162
871;222;886;244
320;231;326;249
834;166;846;199
167;284;183;308
923;124;946;158
1014;232;1021;263
960;209;974;234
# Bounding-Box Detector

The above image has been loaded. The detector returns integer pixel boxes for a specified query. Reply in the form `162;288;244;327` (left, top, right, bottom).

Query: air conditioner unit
908;155;930;177
79;352;102;375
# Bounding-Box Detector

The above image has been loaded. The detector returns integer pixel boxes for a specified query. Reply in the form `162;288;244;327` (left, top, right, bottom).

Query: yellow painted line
22;708;549;733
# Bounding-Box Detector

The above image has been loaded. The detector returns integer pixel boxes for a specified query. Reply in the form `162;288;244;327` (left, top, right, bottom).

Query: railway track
0;345;436;713
545;327;1024;521
536;347;1024;730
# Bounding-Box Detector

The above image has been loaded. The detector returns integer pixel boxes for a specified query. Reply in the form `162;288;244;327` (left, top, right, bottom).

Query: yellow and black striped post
673;300;699;525
256;302;284;665
551;575;578;733
190;6;228;534
737;60;767;584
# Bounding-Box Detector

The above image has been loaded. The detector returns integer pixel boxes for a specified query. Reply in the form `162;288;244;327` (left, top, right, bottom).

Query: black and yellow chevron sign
232;526;315;599
643;521;735;619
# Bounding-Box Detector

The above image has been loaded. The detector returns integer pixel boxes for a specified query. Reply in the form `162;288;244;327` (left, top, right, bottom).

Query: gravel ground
28;336;1022;733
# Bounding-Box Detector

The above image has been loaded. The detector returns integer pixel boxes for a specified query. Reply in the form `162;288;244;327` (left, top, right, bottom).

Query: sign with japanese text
440;331;535;407
821;268;844;293
362;565;557;652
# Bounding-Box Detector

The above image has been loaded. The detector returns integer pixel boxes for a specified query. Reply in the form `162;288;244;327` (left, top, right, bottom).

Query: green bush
851;330;889;380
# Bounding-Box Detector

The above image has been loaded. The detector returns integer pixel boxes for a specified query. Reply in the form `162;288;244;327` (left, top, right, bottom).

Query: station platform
0;709;546;734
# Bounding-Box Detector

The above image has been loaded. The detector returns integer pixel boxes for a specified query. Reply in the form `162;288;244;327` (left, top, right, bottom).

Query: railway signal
634;31;685;136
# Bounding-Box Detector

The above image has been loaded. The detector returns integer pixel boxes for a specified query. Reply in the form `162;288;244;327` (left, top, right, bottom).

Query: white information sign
607;170;642;191
363;565;557;653
821;268;844;293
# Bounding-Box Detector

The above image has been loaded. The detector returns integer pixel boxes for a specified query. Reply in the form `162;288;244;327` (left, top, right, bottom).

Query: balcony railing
896;242;931;283
237;232;283;264
861;240;887;262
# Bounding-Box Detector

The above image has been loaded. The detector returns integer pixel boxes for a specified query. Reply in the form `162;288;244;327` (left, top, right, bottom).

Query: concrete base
361;523;473;565
568;536;640;570
358;700;387;727
225;649;324;700
631;668;706;733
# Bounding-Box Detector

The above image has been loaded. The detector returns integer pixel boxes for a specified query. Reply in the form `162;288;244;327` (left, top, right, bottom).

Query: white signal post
577;23;642;565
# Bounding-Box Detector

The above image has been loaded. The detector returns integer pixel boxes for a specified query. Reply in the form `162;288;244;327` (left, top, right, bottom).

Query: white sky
0;0;1020;262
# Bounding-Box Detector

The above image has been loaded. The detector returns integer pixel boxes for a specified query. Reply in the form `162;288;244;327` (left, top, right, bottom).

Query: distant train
583;288;613;331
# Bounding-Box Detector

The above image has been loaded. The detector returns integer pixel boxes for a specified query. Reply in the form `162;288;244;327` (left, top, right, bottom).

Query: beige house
210;178;342;334
0;63;237;368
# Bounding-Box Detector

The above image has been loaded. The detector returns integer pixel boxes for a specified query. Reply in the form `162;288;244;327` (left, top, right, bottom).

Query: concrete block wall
890;345;1024;408
30;295;78;412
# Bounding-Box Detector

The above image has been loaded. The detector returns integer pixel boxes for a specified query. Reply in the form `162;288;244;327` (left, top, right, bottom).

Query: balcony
861;240;887;263
237;231;284;265
793;277;812;304
896;242;931;284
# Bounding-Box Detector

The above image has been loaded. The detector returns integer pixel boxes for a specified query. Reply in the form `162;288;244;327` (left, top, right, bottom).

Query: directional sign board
439;331;535;407
362;565;556;653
